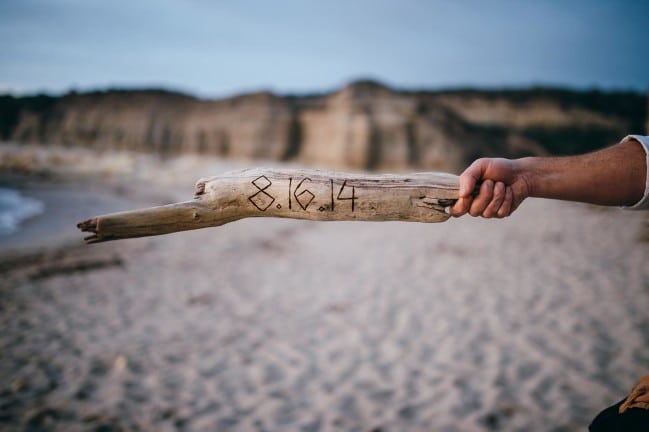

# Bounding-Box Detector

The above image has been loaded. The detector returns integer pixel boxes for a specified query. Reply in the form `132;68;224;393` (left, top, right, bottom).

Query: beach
1;152;648;431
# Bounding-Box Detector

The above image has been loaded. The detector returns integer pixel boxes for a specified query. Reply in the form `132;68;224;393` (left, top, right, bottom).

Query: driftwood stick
77;168;461;243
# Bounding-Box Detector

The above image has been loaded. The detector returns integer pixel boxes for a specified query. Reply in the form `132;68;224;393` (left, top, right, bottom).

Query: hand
449;158;531;218
620;374;649;413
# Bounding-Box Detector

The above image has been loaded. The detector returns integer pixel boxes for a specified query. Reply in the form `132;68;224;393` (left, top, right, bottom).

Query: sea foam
0;187;44;235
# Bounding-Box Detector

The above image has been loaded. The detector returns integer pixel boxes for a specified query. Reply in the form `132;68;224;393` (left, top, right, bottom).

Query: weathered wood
77;168;461;243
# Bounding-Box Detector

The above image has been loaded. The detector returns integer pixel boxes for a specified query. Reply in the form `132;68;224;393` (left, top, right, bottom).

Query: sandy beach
1;151;648;431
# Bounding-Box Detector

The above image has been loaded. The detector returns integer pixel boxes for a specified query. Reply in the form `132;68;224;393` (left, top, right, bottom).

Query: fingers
449;196;472;217
450;183;514;218
469;180;494;216
497;187;514;218
482;181;506;218
620;386;644;413
620;376;649;413
450;158;518;218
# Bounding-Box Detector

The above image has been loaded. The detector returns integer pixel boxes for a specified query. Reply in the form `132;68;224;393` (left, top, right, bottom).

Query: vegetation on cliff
0;82;645;171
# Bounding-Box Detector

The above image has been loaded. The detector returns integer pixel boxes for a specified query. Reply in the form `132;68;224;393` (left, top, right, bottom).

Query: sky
1;0;648;98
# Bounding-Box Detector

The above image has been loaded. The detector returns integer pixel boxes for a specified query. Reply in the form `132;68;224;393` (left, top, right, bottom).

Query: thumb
459;159;487;198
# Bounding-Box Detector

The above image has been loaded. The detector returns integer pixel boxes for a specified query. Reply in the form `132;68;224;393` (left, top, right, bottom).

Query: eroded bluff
2;81;646;172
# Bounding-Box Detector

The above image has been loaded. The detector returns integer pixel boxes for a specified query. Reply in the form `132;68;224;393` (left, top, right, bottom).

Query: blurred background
1;1;648;431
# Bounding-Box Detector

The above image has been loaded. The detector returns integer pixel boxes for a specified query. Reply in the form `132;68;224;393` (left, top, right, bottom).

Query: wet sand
1;160;648;431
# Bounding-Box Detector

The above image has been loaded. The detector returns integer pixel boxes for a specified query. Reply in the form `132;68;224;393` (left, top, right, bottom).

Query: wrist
513;157;537;198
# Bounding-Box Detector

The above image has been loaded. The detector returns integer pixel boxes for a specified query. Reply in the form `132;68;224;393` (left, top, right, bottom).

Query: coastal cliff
1;81;646;172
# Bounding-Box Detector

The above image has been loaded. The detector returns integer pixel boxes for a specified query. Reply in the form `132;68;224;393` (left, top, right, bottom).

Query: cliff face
5;90;295;161
1;82;646;172
297;83;473;171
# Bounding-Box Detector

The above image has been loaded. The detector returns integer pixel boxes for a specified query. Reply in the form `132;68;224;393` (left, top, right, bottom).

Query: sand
1;152;648;431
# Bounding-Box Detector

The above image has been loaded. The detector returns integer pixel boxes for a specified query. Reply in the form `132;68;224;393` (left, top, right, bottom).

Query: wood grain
77;168;461;243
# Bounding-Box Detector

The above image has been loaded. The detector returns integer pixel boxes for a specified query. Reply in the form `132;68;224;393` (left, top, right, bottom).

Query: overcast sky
1;0;648;97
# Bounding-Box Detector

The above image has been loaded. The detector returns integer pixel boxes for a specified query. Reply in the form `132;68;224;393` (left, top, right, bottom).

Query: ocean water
0;187;44;235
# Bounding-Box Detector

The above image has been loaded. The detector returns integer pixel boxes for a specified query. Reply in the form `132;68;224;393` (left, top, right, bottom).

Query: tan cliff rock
1;81;646;172
10;90;295;160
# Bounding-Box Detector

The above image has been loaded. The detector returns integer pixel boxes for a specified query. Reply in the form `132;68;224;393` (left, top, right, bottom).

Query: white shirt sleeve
622;135;649;210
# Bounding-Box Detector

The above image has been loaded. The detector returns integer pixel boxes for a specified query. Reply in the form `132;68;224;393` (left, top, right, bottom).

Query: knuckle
470;158;485;168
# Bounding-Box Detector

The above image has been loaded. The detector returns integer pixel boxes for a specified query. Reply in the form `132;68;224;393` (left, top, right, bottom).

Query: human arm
449;135;649;218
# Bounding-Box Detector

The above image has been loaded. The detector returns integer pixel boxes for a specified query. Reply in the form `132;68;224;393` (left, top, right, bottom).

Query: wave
0;187;44;235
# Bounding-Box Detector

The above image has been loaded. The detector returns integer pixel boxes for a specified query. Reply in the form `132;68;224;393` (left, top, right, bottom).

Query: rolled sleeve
622;135;649;210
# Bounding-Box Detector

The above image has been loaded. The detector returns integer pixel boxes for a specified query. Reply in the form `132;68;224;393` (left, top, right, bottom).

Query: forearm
516;139;647;207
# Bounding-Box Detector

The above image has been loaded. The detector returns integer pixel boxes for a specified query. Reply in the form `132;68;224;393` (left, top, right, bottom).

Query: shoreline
1;148;648;431
0;173;161;256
